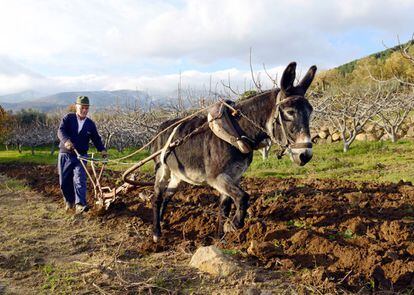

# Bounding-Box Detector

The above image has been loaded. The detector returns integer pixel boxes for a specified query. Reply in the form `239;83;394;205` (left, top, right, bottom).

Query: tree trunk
341;130;349;152
261;145;271;161
18;144;22;154
391;129;397;143
31;146;35;155
343;142;350;153
50;143;55;155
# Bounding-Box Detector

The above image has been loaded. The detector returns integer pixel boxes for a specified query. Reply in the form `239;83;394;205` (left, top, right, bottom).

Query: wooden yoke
207;100;252;153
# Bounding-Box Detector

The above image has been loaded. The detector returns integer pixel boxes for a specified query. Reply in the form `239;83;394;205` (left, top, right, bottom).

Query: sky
0;0;414;97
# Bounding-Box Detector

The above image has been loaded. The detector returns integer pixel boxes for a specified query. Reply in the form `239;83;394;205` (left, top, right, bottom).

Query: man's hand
64;139;74;150
101;150;108;159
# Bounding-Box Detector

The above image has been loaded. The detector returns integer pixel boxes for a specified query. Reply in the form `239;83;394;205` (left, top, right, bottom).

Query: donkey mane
235;89;279;146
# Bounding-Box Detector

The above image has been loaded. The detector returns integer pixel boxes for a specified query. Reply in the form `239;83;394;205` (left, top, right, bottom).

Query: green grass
0;178;29;191
2;139;414;183
247;139;414;183
0;146;152;172
221;249;241;256
41;263;77;293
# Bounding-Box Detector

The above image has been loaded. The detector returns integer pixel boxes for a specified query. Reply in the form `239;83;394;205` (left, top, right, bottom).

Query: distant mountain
0;90;159;112
0;90;48;103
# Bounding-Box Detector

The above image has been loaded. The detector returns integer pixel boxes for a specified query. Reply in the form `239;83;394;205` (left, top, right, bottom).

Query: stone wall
311;118;414;143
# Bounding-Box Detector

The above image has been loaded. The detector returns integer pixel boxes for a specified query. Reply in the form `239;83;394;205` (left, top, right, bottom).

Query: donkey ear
297;65;317;92
280;62;297;92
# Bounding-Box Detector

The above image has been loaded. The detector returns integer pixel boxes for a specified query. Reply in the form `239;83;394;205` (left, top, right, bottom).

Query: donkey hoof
153;235;160;243
223;221;237;233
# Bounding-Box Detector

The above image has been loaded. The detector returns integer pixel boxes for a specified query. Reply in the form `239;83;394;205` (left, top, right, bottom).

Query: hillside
316;39;414;87
336;40;414;76
0;90;157;112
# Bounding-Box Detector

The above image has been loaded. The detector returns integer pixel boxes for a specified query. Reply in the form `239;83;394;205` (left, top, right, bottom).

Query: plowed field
1;164;413;293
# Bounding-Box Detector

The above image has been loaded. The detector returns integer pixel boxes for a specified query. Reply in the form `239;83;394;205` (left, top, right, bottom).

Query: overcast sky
0;0;413;96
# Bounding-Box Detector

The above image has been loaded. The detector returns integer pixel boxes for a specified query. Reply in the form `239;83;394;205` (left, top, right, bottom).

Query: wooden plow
74;148;158;210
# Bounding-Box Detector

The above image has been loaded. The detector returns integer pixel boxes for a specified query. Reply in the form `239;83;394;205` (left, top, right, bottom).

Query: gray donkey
151;62;317;242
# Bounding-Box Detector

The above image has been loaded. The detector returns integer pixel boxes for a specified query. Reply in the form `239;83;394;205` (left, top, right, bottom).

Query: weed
264;190;287;204
273;239;287;248
327;234;336;240
287;219;308;229
369;279;375;290
41;263;77;293
154;277;167;288
342;229;355;239
0;179;28;191
221;249;240;256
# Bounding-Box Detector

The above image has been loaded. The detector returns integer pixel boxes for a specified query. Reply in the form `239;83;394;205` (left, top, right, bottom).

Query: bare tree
317;84;388;152
95;107;169;152
370;88;414;142
259;138;272;160
397;34;414;66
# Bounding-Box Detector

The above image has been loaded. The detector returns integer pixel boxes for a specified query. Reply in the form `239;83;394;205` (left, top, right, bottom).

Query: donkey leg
211;174;249;230
217;194;233;237
160;175;181;223
152;164;170;243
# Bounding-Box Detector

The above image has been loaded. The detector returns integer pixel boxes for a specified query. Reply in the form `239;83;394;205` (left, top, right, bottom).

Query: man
57;96;107;214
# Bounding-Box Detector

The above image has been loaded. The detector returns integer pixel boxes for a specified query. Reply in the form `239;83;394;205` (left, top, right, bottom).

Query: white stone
318;131;328;139
355;133;368;141
406;126;414;138
331;132;341;142
189;245;241;277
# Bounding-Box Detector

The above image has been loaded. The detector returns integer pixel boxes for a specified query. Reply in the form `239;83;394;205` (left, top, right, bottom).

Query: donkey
151;62;317;242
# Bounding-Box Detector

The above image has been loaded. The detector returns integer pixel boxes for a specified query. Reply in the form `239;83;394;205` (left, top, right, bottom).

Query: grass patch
41;263;77;293
0;146;152;172
287;219;309;229
247;139;414;183
0;178;29;191
221;249;241;256
2;139;414;183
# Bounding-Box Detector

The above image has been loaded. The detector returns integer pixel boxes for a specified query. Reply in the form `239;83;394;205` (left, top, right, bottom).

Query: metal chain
164;121;209;153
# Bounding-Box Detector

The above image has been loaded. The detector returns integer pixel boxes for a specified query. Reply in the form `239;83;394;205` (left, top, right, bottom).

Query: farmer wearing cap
57;96;108;214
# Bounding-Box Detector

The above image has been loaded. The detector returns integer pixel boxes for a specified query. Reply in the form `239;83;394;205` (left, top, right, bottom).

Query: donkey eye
284;110;295;120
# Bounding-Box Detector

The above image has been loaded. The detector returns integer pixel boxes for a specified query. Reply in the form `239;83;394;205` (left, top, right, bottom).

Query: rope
79;93;293;166
107;103;218;162
74;102;220;165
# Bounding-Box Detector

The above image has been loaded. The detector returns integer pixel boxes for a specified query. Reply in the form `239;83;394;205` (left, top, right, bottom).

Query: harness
207;100;253;153
218;91;312;158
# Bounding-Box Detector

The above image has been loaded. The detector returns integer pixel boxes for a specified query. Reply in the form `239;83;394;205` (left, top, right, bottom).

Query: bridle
269;91;313;158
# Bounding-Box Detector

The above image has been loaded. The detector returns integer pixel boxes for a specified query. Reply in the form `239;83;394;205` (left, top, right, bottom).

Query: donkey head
272;62;316;166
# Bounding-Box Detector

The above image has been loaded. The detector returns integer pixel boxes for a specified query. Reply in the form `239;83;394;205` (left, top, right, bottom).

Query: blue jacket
57;113;105;154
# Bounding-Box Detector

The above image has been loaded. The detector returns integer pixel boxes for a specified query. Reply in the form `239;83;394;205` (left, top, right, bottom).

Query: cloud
1;0;413;67
0;0;413;96
0;55;293;97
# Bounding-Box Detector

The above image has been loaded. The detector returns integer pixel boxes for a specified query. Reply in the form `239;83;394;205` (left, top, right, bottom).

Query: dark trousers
58;152;87;206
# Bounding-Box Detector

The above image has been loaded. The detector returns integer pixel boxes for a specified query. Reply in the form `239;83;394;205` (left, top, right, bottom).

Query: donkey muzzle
289;142;313;166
